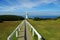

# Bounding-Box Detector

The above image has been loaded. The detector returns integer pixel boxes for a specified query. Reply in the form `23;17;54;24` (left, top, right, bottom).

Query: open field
0;21;21;40
28;19;60;40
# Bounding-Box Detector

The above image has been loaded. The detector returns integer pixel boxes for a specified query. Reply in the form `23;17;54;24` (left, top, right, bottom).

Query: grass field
0;21;21;40
28;19;60;40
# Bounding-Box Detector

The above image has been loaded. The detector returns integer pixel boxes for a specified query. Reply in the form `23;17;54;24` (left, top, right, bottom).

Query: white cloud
17;0;57;8
0;0;59;11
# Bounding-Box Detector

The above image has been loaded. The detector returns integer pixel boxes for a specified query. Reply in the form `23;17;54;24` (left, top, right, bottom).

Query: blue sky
0;0;60;16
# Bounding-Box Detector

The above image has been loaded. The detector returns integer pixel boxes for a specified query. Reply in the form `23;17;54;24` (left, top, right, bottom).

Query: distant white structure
26;12;28;19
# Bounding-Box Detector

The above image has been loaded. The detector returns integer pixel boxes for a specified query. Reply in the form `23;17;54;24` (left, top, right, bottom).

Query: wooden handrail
7;20;42;40
7;20;24;40
26;20;42;40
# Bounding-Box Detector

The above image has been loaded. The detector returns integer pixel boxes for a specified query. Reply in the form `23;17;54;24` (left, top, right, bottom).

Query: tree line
30;16;60;21
0;15;24;21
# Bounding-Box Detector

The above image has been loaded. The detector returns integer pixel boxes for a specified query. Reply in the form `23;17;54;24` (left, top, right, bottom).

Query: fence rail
26;20;42;40
7;20;24;40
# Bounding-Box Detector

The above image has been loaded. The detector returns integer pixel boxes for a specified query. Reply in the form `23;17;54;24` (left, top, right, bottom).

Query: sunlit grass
0;21;21;40
28;19;60;40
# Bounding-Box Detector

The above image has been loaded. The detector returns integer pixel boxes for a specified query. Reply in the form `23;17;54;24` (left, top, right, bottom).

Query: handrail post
38;36;41;40
18;28;20;31
16;30;18;37
7;37;10;40
32;29;34;36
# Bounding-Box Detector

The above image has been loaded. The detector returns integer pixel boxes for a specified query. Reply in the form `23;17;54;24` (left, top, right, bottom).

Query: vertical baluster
16;30;18;37
18;27;20;31
7;36;11;40
38;36;41;40
7;37;10;40
32;29;34;36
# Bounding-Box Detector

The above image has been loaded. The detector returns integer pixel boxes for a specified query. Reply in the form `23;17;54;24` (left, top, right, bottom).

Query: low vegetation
0;21;21;40
28;19;60;40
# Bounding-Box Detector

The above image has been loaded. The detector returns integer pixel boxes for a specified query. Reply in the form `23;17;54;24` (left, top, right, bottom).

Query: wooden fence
26;20;42;40
7;20;24;40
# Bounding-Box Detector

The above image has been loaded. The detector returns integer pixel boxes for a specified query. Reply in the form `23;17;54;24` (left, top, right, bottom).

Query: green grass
33;33;38;40
12;32;17;40
0;21;21;40
28;19;60;40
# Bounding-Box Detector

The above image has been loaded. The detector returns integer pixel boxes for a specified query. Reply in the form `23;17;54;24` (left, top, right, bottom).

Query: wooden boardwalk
7;20;42;40
18;21;33;40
